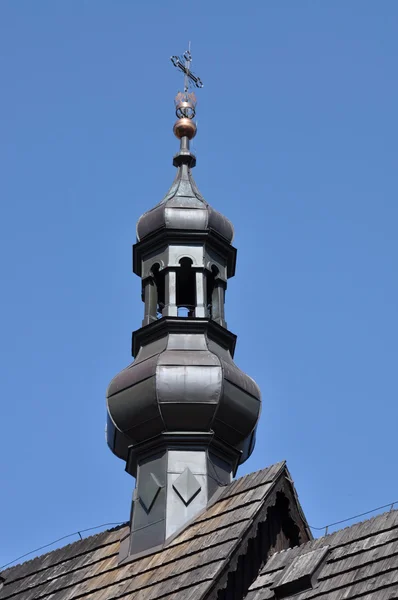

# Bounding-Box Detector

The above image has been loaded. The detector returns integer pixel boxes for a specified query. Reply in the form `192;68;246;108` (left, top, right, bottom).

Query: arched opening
176;257;196;317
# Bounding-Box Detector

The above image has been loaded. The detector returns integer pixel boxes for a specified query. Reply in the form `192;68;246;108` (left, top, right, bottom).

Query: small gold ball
173;118;197;140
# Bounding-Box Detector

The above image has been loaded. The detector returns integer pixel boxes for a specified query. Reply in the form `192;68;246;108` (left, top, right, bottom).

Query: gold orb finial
173;118;197;140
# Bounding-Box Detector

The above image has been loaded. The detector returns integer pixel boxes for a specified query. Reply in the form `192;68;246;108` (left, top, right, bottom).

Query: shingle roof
0;461;301;600
9;463;396;600
245;507;398;600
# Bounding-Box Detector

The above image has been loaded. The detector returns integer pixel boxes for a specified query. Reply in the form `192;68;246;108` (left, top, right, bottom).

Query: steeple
106;49;261;559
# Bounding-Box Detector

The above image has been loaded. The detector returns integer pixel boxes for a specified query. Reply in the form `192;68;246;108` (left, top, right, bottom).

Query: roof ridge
230;461;287;485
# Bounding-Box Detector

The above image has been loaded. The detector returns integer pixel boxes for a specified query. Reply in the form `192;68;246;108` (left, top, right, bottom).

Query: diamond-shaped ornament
139;473;161;512
172;467;201;506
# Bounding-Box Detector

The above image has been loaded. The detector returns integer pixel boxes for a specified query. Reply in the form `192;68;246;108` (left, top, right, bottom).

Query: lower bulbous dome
107;330;261;466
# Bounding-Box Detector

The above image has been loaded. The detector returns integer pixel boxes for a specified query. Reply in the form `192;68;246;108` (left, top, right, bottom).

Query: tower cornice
131;316;237;358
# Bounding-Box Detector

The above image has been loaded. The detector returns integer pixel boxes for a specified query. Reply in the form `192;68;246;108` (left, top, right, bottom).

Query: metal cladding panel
236;430;256;464
106;415;131;461
206;339;233;362
107;355;158;397
207;452;233;486
107;376;160;434
137;205;165;240
167;333;208;351
160;402;217;431
207;471;221;500
166;472;207;539
171;174;200;200
221;360;261;400
135;335;168;361
174;170;201;198
124;415;165;445
164;207;208;230
166;194;204;208
218;379;261;435
156;365;222;404
131;451;167;550
158;350;220;367
208;206;234;242
168;450;207;475
129;517;166;555
212;417;245;449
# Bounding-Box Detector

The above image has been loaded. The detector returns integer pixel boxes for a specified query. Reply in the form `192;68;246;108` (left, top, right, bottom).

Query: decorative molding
131;317;237;358
133;228;237;278
172;468;202;505
139;473;162;513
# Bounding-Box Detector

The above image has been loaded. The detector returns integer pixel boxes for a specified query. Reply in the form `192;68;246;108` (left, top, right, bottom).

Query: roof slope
245;507;398;600
1;461;309;600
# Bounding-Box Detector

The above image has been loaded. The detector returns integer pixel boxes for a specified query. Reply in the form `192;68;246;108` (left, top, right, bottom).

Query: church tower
5;48;396;600
106;49;261;558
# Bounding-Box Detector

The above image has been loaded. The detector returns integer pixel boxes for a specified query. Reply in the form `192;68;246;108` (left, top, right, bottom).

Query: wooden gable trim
202;470;312;600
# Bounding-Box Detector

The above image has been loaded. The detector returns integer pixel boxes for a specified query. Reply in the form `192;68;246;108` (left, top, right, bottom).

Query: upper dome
136;160;234;243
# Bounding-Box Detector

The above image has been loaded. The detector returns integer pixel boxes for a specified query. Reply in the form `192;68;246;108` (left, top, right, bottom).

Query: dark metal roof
0;462;296;600
107;317;261;466
245;507;398;600
136;163;235;243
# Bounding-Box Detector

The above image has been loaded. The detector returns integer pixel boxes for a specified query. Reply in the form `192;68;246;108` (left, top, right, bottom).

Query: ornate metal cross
171;44;203;93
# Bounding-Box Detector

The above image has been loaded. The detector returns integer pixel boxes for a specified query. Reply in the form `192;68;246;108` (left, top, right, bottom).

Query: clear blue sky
1;1;397;567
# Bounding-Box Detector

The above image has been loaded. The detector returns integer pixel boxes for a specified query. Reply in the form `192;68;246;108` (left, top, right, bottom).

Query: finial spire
170;45;202;147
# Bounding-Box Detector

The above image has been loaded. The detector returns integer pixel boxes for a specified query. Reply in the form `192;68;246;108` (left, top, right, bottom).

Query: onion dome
107;322;261;471
136;162;234;243
136;93;234;243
